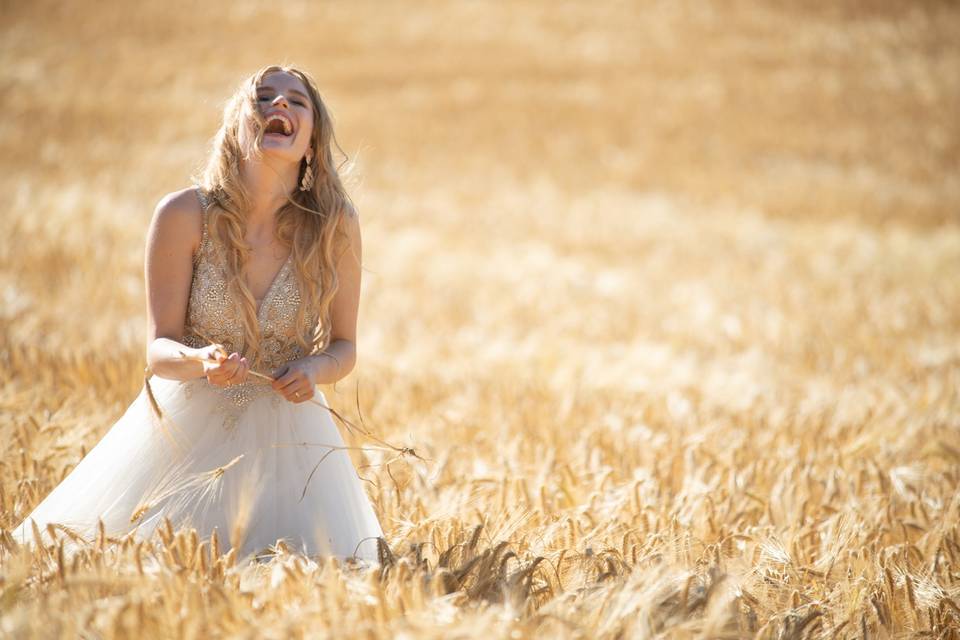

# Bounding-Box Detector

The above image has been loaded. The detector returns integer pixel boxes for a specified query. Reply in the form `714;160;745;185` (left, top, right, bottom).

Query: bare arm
144;188;249;384
311;206;362;384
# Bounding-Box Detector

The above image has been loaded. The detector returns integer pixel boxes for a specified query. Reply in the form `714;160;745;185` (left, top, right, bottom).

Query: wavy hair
191;64;357;372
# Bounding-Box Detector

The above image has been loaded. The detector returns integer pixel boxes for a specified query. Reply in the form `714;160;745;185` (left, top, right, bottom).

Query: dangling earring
300;149;315;191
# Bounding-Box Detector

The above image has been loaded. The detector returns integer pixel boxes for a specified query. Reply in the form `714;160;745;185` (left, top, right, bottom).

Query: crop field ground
1;1;959;637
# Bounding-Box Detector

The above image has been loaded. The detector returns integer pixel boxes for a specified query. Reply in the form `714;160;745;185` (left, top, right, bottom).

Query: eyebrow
257;85;310;101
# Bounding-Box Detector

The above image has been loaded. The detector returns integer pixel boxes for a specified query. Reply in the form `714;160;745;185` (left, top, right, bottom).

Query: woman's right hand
197;344;249;387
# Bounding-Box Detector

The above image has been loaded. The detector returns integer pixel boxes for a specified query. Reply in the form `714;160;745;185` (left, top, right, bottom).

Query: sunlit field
2;1;959;637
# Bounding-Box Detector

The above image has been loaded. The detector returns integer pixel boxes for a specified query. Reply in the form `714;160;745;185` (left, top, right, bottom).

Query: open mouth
264;114;294;137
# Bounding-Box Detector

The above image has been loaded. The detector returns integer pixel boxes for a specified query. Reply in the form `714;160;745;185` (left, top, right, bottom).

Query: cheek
300;115;314;139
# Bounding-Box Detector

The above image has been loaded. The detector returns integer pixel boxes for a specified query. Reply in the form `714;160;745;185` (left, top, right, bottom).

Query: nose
272;94;289;108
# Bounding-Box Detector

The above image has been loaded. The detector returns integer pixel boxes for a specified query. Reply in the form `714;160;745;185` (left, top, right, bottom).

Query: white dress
11;187;385;566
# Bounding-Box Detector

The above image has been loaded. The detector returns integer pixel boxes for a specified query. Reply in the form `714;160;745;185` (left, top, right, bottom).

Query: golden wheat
1;0;959;637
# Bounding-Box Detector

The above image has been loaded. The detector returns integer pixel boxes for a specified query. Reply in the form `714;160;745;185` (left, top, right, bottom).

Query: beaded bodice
180;187;318;429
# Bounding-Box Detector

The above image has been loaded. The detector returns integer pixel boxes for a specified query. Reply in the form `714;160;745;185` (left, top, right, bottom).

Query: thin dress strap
192;187;211;268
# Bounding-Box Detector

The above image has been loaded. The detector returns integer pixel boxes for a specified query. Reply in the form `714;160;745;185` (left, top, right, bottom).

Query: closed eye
257;95;307;108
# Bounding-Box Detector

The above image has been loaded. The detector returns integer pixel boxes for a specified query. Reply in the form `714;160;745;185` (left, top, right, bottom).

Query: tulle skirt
10;375;385;566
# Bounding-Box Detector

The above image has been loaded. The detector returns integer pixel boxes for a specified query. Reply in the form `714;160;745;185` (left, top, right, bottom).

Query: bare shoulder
153;186;204;233
147;186;204;254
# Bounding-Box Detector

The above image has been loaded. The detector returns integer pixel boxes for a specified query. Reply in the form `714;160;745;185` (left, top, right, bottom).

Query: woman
11;65;386;567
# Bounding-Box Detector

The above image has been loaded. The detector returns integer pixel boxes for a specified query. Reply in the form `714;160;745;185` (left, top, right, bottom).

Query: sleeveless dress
10;187;385;566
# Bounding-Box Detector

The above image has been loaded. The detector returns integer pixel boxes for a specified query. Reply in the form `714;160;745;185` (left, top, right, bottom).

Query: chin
260;144;301;163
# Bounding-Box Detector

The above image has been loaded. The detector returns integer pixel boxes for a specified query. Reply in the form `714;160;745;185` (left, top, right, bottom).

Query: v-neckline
253;252;292;321
196;188;294;324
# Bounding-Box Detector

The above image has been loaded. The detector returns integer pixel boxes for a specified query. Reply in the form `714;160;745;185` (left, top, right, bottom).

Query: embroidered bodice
180;187;318;429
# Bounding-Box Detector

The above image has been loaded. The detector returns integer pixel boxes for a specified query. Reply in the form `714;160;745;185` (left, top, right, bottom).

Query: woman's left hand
271;359;317;403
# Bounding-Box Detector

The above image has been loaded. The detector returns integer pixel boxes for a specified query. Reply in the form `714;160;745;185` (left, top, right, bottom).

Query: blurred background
1;1;959;635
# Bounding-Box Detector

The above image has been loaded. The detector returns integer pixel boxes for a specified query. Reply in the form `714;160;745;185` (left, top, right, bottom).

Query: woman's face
241;70;315;165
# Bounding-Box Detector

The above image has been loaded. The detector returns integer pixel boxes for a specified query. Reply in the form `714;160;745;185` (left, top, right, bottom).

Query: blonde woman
12;65;385;566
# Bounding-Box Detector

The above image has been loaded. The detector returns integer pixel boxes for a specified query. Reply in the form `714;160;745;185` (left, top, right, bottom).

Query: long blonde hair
191;64;356;371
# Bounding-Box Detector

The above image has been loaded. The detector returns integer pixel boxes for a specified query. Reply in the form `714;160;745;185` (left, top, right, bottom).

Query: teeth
266;114;293;136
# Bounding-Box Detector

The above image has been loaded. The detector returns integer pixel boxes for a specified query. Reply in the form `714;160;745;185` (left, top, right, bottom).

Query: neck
239;156;299;230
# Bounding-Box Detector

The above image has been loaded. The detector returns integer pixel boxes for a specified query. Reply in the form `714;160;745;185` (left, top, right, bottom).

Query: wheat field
1;1;959;637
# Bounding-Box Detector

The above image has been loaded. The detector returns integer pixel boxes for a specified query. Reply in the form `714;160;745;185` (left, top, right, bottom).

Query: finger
278;378;300;398
208;358;235;375
272;371;298;391
221;358;241;377
274;377;294;393
235;359;249;382
210;362;239;385
271;365;290;383
230;362;249;383
206;365;226;381
275;374;303;393
211;366;233;382
289;385;313;402
296;387;314;402
214;369;236;386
